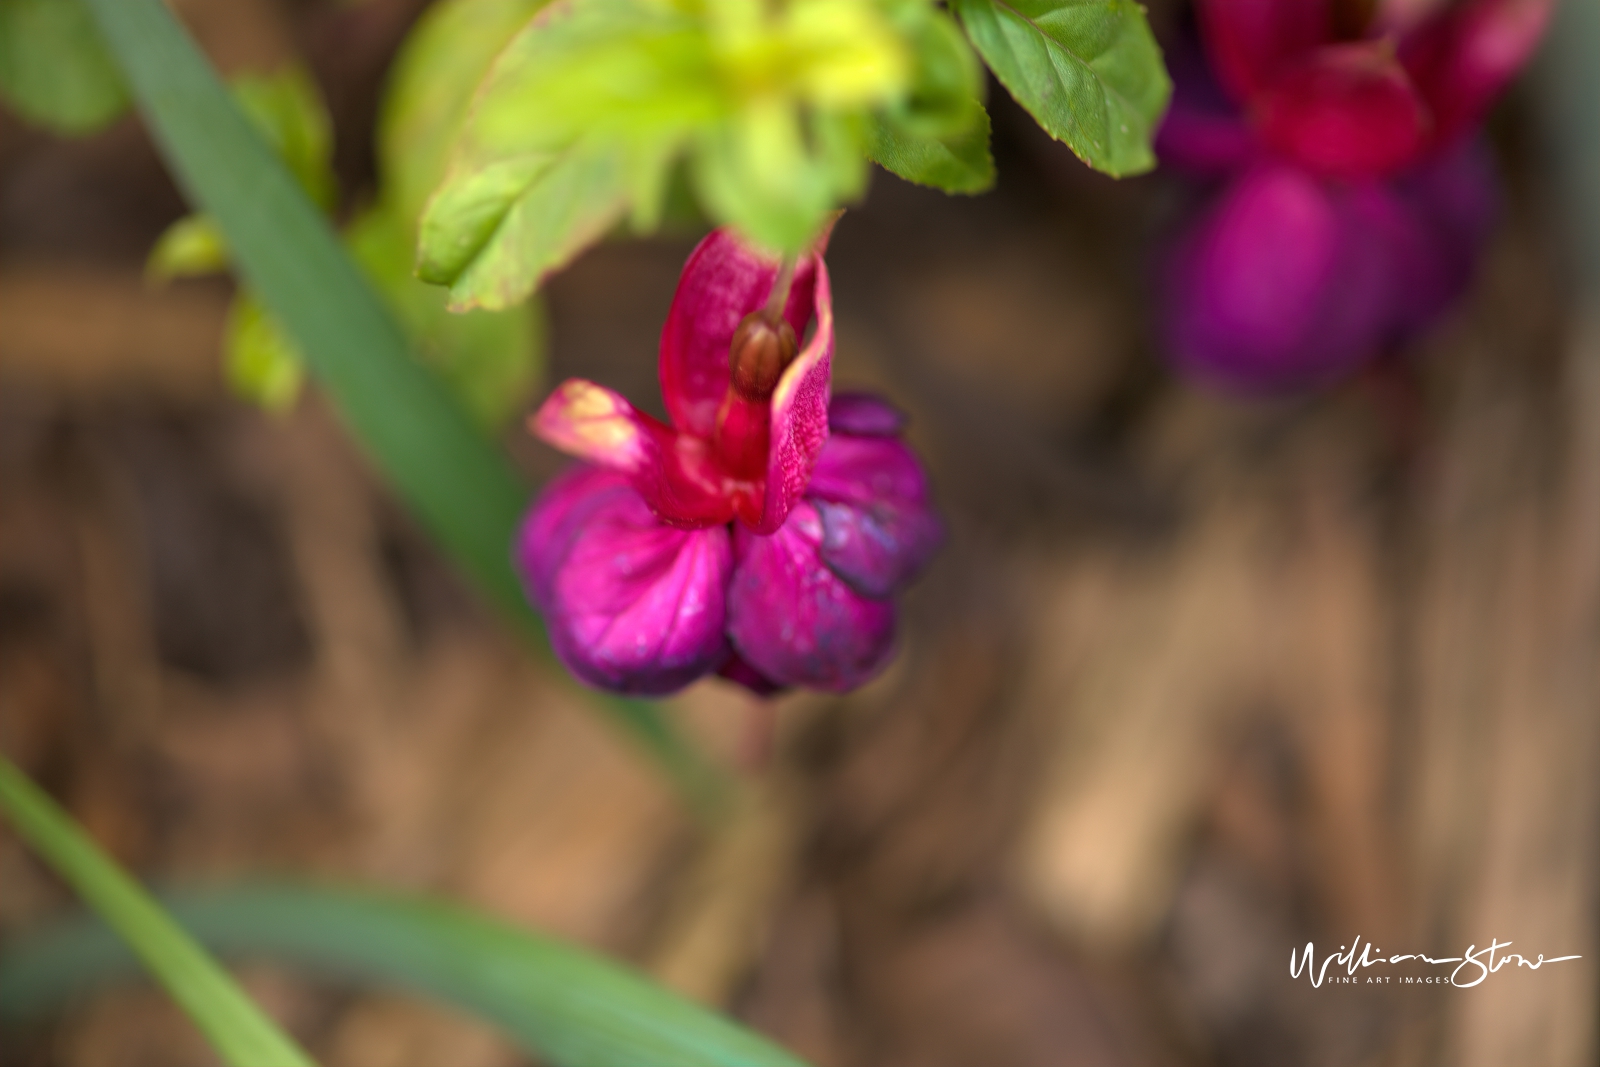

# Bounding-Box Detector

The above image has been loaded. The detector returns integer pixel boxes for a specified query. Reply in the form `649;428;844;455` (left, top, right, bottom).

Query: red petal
658;227;827;440
1400;0;1551;150
1197;0;1332;102
1255;42;1429;178
746;263;833;534
529;379;735;527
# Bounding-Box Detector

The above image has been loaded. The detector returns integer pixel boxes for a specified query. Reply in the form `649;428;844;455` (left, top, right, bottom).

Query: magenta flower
1157;0;1550;392
516;227;942;697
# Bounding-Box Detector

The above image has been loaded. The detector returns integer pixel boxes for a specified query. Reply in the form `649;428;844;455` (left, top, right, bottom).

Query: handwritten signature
1291;936;1582;988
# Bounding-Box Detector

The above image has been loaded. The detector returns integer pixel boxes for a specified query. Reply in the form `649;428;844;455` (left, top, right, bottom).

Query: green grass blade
0;759;315;1067
80;0;529;621
77;0;728;820
0;883;809;1067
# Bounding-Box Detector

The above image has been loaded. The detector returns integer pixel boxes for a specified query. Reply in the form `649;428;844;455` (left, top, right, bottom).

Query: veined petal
807;430;942;598
1400;0;1552;151
1196;0;1331;103
1161;164;1393;391
515;465;732;696
1254;42;1429;178
727;503;895;693
530;378;736;527
747;264;834;534
659;226;829;439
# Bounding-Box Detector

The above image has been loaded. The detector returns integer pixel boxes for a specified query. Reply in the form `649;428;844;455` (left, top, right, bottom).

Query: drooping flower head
1157;0;1550;391
517;226;942;697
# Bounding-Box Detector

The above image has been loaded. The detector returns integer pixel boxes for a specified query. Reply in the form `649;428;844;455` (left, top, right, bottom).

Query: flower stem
763;255;798;323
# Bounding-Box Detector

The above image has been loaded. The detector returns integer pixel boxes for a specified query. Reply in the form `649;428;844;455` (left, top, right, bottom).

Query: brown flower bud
728;311;798;401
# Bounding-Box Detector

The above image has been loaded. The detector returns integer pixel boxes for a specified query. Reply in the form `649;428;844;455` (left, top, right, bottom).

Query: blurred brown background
3;1;1598;1065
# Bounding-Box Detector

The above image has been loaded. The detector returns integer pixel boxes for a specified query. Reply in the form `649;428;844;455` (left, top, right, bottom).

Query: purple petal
807;431;943;598
828;392;907;437
1161;163;1394;391
516;465;731;696
727;503;896;693
1386;136;1499;333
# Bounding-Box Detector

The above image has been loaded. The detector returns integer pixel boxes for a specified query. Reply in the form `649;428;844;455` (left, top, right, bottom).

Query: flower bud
728;311;798;401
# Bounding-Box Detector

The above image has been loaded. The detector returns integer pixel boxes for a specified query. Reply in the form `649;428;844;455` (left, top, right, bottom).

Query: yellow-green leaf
377;0;552;228
147;214;229;281
225;293;305;412
0;0;128;134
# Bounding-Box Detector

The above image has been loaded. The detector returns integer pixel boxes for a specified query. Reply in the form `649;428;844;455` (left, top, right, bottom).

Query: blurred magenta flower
517;227;942;696
1158;0;1550;391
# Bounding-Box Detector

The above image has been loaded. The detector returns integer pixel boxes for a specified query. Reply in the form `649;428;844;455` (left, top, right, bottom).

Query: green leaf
952;0;1169;178
420;142;631;311
0;0;128;134
377;0;551;228
0;759;316;1067
231;66;337;211
418;0;917;298
82;0;528;619
225;292;306;412
147;214;230;281
868;97;993;193
80;0;731;821
866;3;994;193
415;0;706;309
691;101;866;254
0;883;810;1067
348;205;543;428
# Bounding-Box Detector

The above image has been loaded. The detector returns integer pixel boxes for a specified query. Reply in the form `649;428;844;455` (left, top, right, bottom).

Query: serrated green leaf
0;760;316;1067
953;0;1169;178
348;205;543;429
0;883;808;1067
147;214;229;281
225;292;305;412
378;0;552;228
868;97;994;193
0;0;127;134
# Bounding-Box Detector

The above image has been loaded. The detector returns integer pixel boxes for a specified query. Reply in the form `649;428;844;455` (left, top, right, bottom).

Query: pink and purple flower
1158;0;1550;392
516;226;942;697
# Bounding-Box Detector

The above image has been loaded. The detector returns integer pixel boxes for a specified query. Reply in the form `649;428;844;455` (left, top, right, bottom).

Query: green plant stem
77;0;727;821
0;757;315;1067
